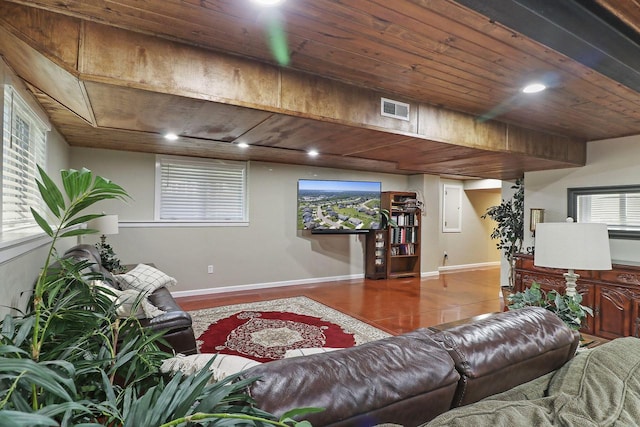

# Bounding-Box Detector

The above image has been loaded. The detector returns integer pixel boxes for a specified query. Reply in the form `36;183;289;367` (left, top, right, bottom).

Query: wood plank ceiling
1;0;639;179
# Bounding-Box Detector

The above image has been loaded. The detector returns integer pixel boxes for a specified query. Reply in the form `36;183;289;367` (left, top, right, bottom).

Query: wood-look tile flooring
176;267;503;335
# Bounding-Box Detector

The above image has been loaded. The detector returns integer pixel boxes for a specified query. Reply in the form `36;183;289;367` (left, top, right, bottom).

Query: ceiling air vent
381;97;410;121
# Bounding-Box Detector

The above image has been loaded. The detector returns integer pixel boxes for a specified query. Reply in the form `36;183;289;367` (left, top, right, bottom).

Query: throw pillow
92;280;166;319
160;353;261;383
116;264;177;294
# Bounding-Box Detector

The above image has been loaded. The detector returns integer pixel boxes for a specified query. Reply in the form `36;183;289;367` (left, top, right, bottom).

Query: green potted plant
481;178;524;291
379;208;397;229
507;282;593;331
95;236;125;273
0;166;315;426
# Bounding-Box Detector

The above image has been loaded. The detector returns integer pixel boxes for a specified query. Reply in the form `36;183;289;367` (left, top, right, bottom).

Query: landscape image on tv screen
297;179;382;232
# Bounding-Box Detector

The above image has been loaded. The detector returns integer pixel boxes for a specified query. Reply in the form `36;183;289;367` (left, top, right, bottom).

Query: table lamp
534;218;611;296
88;214;119;246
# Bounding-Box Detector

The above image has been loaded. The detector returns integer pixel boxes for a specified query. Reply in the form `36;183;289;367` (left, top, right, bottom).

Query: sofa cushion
92;280;166;319
116;263;177;293
240;328;460;427
431;306;580;408
426;337;640;426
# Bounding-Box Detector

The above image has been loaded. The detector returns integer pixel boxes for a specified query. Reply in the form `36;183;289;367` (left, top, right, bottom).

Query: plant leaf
65;214;104;228
59;228;95;238
62;168;92;201
37;165;66;218
0;411;58;427
31;208;53;237
280;407;325;421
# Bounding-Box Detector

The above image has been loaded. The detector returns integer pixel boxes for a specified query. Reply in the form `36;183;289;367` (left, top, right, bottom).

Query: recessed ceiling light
308;149;319;157
251;0;285;6
522;83;547;94
237;142;249;148
164;133;179;141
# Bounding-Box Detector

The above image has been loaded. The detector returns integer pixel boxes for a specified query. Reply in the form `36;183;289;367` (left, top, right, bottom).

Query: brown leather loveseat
62;244;198;355
240;307;580;426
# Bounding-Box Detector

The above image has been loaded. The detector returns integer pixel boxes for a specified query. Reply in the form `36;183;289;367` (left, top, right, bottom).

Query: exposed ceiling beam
457;0;640;92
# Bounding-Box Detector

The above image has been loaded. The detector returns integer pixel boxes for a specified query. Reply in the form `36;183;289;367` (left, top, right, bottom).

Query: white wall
70;147;499;293
71;148;412;292
525;135;640;264
408;174;440;273
440;184;501;268
410;176;501;274
408;175;501;276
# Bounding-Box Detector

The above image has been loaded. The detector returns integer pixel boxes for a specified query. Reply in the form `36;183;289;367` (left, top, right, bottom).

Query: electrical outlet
207;265;214;274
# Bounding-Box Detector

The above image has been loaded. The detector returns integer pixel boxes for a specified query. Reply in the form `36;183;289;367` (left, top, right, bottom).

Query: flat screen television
297;179;382;234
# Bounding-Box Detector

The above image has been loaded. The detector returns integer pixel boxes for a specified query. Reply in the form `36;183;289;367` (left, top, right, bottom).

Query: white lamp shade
88;215;119;235
534;221;612;270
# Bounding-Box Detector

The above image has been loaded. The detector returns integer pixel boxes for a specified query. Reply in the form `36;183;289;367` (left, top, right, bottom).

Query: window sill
121;221;249;228
0;228;52;264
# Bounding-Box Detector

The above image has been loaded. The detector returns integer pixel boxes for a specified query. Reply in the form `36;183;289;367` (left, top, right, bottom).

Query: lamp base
563;269;579;296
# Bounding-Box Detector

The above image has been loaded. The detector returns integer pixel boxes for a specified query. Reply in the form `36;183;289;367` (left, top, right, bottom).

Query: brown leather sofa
62;244;198;355
240;306;580;427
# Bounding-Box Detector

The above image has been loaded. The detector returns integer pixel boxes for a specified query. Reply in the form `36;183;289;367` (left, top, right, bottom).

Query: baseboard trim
438;261;500;272
172;263;498;298
171;273;365;298
421;270;440;278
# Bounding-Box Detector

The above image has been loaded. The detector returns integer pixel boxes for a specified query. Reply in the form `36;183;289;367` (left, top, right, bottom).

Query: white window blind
577;192;640;232
2;85;48;232
157;156;247;222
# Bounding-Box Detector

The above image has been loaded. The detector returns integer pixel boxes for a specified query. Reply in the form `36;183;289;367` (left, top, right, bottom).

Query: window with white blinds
2;85;48;232
156;156;247;223
568;185;640;239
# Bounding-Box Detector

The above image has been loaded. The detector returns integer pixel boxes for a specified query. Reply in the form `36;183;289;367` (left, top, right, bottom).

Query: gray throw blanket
425;337;640;426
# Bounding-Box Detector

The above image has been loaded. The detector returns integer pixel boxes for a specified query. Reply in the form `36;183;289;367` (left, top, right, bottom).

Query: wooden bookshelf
366;191;421;279
365;229;388;279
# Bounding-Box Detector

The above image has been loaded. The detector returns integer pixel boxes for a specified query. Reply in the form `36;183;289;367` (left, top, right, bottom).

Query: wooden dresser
514;254;640;339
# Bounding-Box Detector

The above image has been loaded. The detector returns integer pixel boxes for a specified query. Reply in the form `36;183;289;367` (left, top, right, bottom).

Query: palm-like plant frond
1;167;318;426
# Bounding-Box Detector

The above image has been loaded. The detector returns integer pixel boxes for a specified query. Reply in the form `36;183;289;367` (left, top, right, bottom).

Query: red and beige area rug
189;296;391;363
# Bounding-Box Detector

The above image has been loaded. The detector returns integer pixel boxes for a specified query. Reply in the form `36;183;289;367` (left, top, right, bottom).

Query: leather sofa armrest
147;287;183;312
431;306;580;407
142;287;193;332
60;245;197;355
141;287;197;355
240;328;460;427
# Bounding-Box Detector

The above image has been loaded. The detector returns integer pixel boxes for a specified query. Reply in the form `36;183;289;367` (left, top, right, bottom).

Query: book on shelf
390;243;415;256
391;227;419;244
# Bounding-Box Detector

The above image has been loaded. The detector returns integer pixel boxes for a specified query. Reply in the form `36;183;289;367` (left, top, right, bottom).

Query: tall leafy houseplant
0;167;315;427
481;178;524;290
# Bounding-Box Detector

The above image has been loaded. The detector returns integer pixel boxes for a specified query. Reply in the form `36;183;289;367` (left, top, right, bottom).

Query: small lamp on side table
88;214;122;273
534;218;612;296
